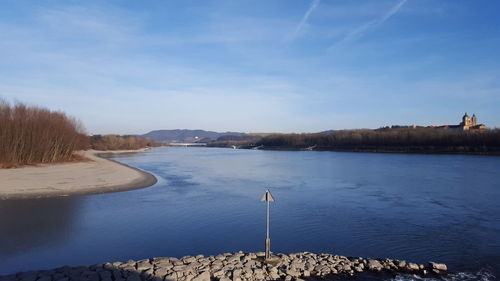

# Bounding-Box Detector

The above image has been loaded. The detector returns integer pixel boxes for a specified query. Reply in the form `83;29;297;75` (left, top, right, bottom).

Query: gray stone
165;273;178;281
173;265;187;272
191;272;210;281
125;273;141;281
342;264;352;271
137;260;152;271
154;268;170;278
429;262;447;272
397;261;406;268
213;270;225;278
367;259;383;271
99;271;113;281
183;273;194;281
407;263;420;271
285;269;300;277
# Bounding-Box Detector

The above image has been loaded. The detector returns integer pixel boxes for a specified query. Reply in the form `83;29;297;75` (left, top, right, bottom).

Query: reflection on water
0;197;81;260
1;147;499;280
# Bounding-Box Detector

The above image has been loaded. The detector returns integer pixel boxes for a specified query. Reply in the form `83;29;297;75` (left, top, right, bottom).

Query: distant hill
141;129;243;143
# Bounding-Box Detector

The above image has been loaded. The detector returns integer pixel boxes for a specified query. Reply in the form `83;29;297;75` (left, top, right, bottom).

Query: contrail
332;0;407;48
291;0;321;40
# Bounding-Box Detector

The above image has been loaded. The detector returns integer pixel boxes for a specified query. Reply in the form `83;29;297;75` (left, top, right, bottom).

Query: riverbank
208;143;500;156
0;252;448;281
0;149;157;199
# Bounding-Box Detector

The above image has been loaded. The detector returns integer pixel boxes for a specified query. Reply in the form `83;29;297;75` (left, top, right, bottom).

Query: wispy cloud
290;0;321;40
331;0;407;48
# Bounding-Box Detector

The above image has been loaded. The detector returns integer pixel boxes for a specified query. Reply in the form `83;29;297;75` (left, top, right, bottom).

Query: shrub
0;99;88;168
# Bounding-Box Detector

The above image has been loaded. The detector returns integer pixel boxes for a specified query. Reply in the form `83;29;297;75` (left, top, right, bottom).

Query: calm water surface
1;147;499;280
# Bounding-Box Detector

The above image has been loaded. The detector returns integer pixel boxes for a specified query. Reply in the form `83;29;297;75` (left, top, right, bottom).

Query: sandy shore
0;149;157;199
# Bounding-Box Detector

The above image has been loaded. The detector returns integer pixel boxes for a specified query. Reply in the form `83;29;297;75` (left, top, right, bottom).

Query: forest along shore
0;149;157;200
0;252;448;281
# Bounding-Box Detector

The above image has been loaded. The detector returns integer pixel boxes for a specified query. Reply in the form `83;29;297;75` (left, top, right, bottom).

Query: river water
1;147;499;280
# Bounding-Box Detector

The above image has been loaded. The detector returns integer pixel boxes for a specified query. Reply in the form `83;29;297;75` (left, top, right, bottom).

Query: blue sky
1;0;499;134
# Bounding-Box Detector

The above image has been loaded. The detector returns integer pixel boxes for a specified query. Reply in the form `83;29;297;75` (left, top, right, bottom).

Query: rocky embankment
0;252;448;281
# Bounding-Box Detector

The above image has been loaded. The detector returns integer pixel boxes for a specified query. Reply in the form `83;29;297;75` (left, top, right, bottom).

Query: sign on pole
261;189;275;260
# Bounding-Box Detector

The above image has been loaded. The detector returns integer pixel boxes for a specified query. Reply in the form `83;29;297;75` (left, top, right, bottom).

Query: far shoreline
207;144;500;156
0;149;158;200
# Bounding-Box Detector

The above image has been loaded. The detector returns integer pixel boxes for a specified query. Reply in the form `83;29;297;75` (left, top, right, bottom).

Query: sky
1;0;499;134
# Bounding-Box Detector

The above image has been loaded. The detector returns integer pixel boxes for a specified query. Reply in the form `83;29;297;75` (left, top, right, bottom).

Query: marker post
260;189;275;260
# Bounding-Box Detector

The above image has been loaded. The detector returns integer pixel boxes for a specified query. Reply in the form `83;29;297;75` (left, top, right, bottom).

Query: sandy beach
0;149;157;199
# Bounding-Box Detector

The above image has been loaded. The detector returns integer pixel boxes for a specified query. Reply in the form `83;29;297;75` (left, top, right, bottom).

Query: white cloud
289;0;321;40
331;0;407;48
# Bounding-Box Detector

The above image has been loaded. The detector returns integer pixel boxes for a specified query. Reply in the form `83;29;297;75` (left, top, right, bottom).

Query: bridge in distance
167;142;207;147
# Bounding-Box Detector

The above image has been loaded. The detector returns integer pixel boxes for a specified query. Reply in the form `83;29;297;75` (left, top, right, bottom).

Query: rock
182;256;196;264
342;264;352;271
98;271;113;281
173;265;187;272
268;271;280;280
125;272;141;281
429;262;447;272
137;260;152;271
183;273;194;281
397;260;406;268
407;263;420;271
227;256;241;263
367;260;383;271
165;273;178;281
154;268;171;277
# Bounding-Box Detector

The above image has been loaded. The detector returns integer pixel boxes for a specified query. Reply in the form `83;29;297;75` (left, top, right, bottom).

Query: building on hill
380;113;486;131
437;113;486;130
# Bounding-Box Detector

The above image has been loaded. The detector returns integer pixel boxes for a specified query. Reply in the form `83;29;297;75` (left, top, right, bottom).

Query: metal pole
265;199;270;259
267;200;270;239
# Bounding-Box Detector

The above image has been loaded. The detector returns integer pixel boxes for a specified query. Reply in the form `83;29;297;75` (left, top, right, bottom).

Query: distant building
380;113;487;131
437;113;486;130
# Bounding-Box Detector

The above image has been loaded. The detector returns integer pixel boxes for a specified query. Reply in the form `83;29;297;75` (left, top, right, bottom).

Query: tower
462;113;471;126
471;114;477;126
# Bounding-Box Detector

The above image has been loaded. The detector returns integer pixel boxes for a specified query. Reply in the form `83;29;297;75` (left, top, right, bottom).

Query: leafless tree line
89;135;159;150
0;100;160;168
256;128;500;153
0;100;88;168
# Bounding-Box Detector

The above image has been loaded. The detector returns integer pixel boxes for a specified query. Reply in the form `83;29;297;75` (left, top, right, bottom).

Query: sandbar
0;149;157;199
